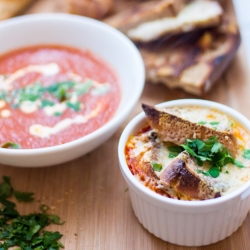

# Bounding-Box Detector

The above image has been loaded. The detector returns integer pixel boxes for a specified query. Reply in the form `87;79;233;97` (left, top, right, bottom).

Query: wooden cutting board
0;0;250;249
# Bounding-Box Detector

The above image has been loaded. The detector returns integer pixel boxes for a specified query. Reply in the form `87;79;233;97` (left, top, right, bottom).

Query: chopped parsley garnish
41;99;55;108
13;191;34;202
168;146;183;153
0;176;64;249
66;101;81;111
198;121;207;125
181;136;244;178
243;149;250;160
209;122;220;125
1;142;22;149
151;162;162;171
168;152;179;158
46;81;75;102
168;146;183;158
54;112;63;117
0;91;10;103
0;78;107;117
75;80;93;96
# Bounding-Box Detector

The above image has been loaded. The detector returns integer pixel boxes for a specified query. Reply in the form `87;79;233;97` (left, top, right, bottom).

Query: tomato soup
0;45;121;149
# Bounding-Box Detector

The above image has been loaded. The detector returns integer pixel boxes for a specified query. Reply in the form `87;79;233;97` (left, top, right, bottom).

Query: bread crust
104;0;190;33
142;104;237;157
0;0;34;20
67;0;113;19
160;151;221;200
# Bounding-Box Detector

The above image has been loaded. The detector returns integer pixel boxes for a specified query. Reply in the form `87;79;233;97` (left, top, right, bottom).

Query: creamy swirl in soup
0;45;121;149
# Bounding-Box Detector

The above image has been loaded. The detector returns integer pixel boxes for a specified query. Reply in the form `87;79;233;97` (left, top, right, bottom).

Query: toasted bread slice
160;151;221;200
0;0;34;20
67;0;113;19
139;21;240;95
128;0;223;42
105;0;222;42
105;0;190;33
142;104;237;156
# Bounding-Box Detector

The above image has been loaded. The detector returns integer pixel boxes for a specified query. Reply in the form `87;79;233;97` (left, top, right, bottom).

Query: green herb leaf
168;152;179;158
209;121;220;125
233;160;245;168
198;121;207;125
75;80;92;96
47;215;64;225
41;99;55;108
211;142;223;153
1;142;22;149
243;149;250;160
197;169;210;176
0;177;64;249
208;166;220;178
54;112;62;117
167;146;183;153
168;146;183;158
13;191;34;202
0;176;12;199
181;136;244;178
151;162;162;171
66;101;81;111
46;81;75;102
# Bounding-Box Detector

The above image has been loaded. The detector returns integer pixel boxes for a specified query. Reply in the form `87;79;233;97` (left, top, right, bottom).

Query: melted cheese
163;106;231;131
128;1;222;42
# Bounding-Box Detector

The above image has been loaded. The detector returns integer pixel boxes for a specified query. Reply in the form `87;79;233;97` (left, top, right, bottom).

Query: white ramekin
118;99;250;246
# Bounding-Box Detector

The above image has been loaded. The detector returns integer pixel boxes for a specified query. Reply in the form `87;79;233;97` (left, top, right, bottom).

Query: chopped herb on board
0;176;64;249
151;162;162;171
13;191;34;202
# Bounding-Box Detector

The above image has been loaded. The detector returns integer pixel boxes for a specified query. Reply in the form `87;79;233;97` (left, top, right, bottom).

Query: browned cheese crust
142;104;237;157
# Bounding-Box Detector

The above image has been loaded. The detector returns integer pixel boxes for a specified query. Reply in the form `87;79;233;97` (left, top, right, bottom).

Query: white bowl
0;13;145;167
118;99;250;246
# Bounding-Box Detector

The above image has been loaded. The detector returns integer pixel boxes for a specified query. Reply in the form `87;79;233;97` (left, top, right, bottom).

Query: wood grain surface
0;0;250;249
